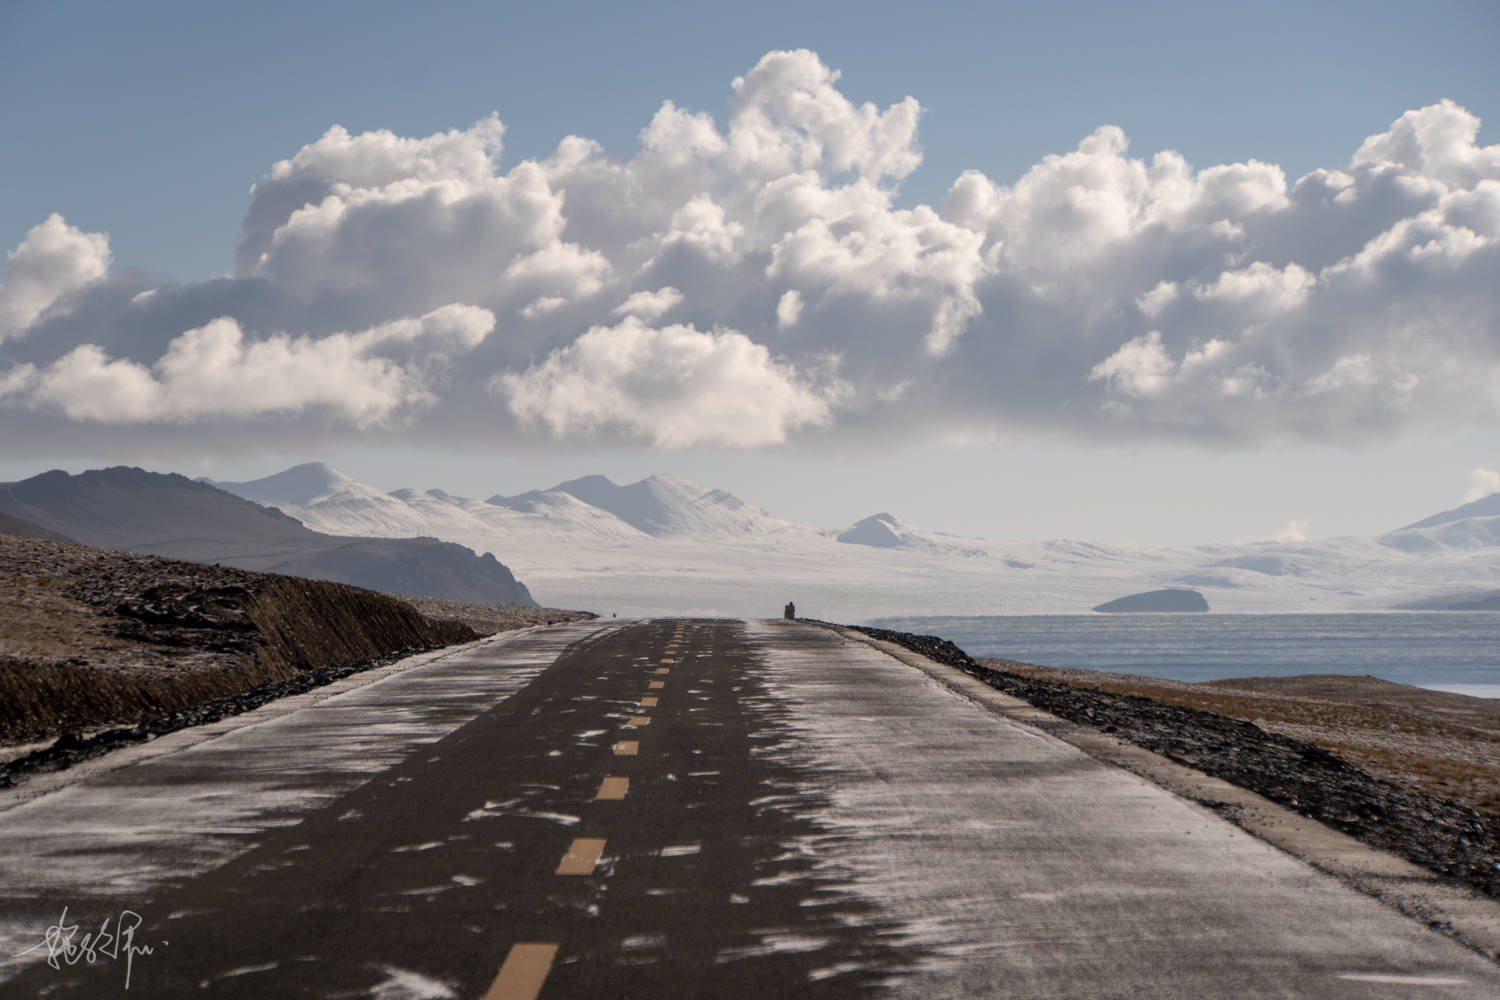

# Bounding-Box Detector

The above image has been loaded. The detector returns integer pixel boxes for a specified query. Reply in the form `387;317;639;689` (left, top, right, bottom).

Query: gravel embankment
394;594;596;635
849;624;1500;901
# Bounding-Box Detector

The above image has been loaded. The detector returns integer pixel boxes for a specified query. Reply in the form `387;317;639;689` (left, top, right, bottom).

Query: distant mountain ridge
0;467;535;606
210;466;807;554
185;462;1500;617
9;467;311;550
491;473;795;537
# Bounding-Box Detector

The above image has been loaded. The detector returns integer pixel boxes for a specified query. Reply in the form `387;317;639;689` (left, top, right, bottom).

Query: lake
865;613;1500;697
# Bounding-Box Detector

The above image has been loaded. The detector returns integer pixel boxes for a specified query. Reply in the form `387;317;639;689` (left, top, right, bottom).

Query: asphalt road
1;618;1498;998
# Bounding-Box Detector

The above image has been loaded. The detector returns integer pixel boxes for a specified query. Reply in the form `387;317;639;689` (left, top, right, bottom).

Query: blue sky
2;1;1498;543
7;0;1494;279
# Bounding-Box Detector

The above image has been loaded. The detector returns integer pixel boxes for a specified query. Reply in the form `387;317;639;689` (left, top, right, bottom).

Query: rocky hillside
0;534;480;747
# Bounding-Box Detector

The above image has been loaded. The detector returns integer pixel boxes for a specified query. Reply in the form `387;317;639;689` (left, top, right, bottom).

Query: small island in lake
1093;588;1210;613
1392;589;1500;611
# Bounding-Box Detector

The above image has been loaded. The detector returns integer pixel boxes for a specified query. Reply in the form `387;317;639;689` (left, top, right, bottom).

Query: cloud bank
2;50;1497;452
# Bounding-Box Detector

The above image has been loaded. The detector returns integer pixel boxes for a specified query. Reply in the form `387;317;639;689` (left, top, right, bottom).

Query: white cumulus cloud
2;51;1498;452
1088;331;1176;399
1273;520;1309;542
0;214;111;340
1465;466;1500;503
776;289;804;329
1;305;492;426
497;316;845;447
612;287;683;320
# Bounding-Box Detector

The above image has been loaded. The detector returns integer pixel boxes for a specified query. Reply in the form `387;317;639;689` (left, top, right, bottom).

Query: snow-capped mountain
211;465;651;550
1382;493;1500;553
491;474;803;537
838;512;912;548
213;463;426;537
210;463;1500;620
837;512;986;557
215;462;375;508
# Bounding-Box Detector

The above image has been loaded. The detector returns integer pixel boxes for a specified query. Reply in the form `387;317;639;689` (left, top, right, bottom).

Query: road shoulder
833;625;1500;964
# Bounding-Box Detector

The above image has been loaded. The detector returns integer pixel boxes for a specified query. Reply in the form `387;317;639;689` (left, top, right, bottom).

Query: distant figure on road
784;601;796;620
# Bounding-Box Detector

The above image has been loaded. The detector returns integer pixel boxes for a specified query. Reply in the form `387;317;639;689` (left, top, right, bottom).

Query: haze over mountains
0;467;534;606
206;462;1500;619
5;460;1498;618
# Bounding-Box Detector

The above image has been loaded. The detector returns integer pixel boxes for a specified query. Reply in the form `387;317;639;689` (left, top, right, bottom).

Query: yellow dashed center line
596;776;629;800
485;943;558;1000
511;625;693;982
491;625;694;992
556;837;607;875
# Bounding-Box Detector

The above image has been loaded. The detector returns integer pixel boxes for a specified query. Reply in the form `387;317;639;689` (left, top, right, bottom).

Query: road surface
1;617;1497;997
